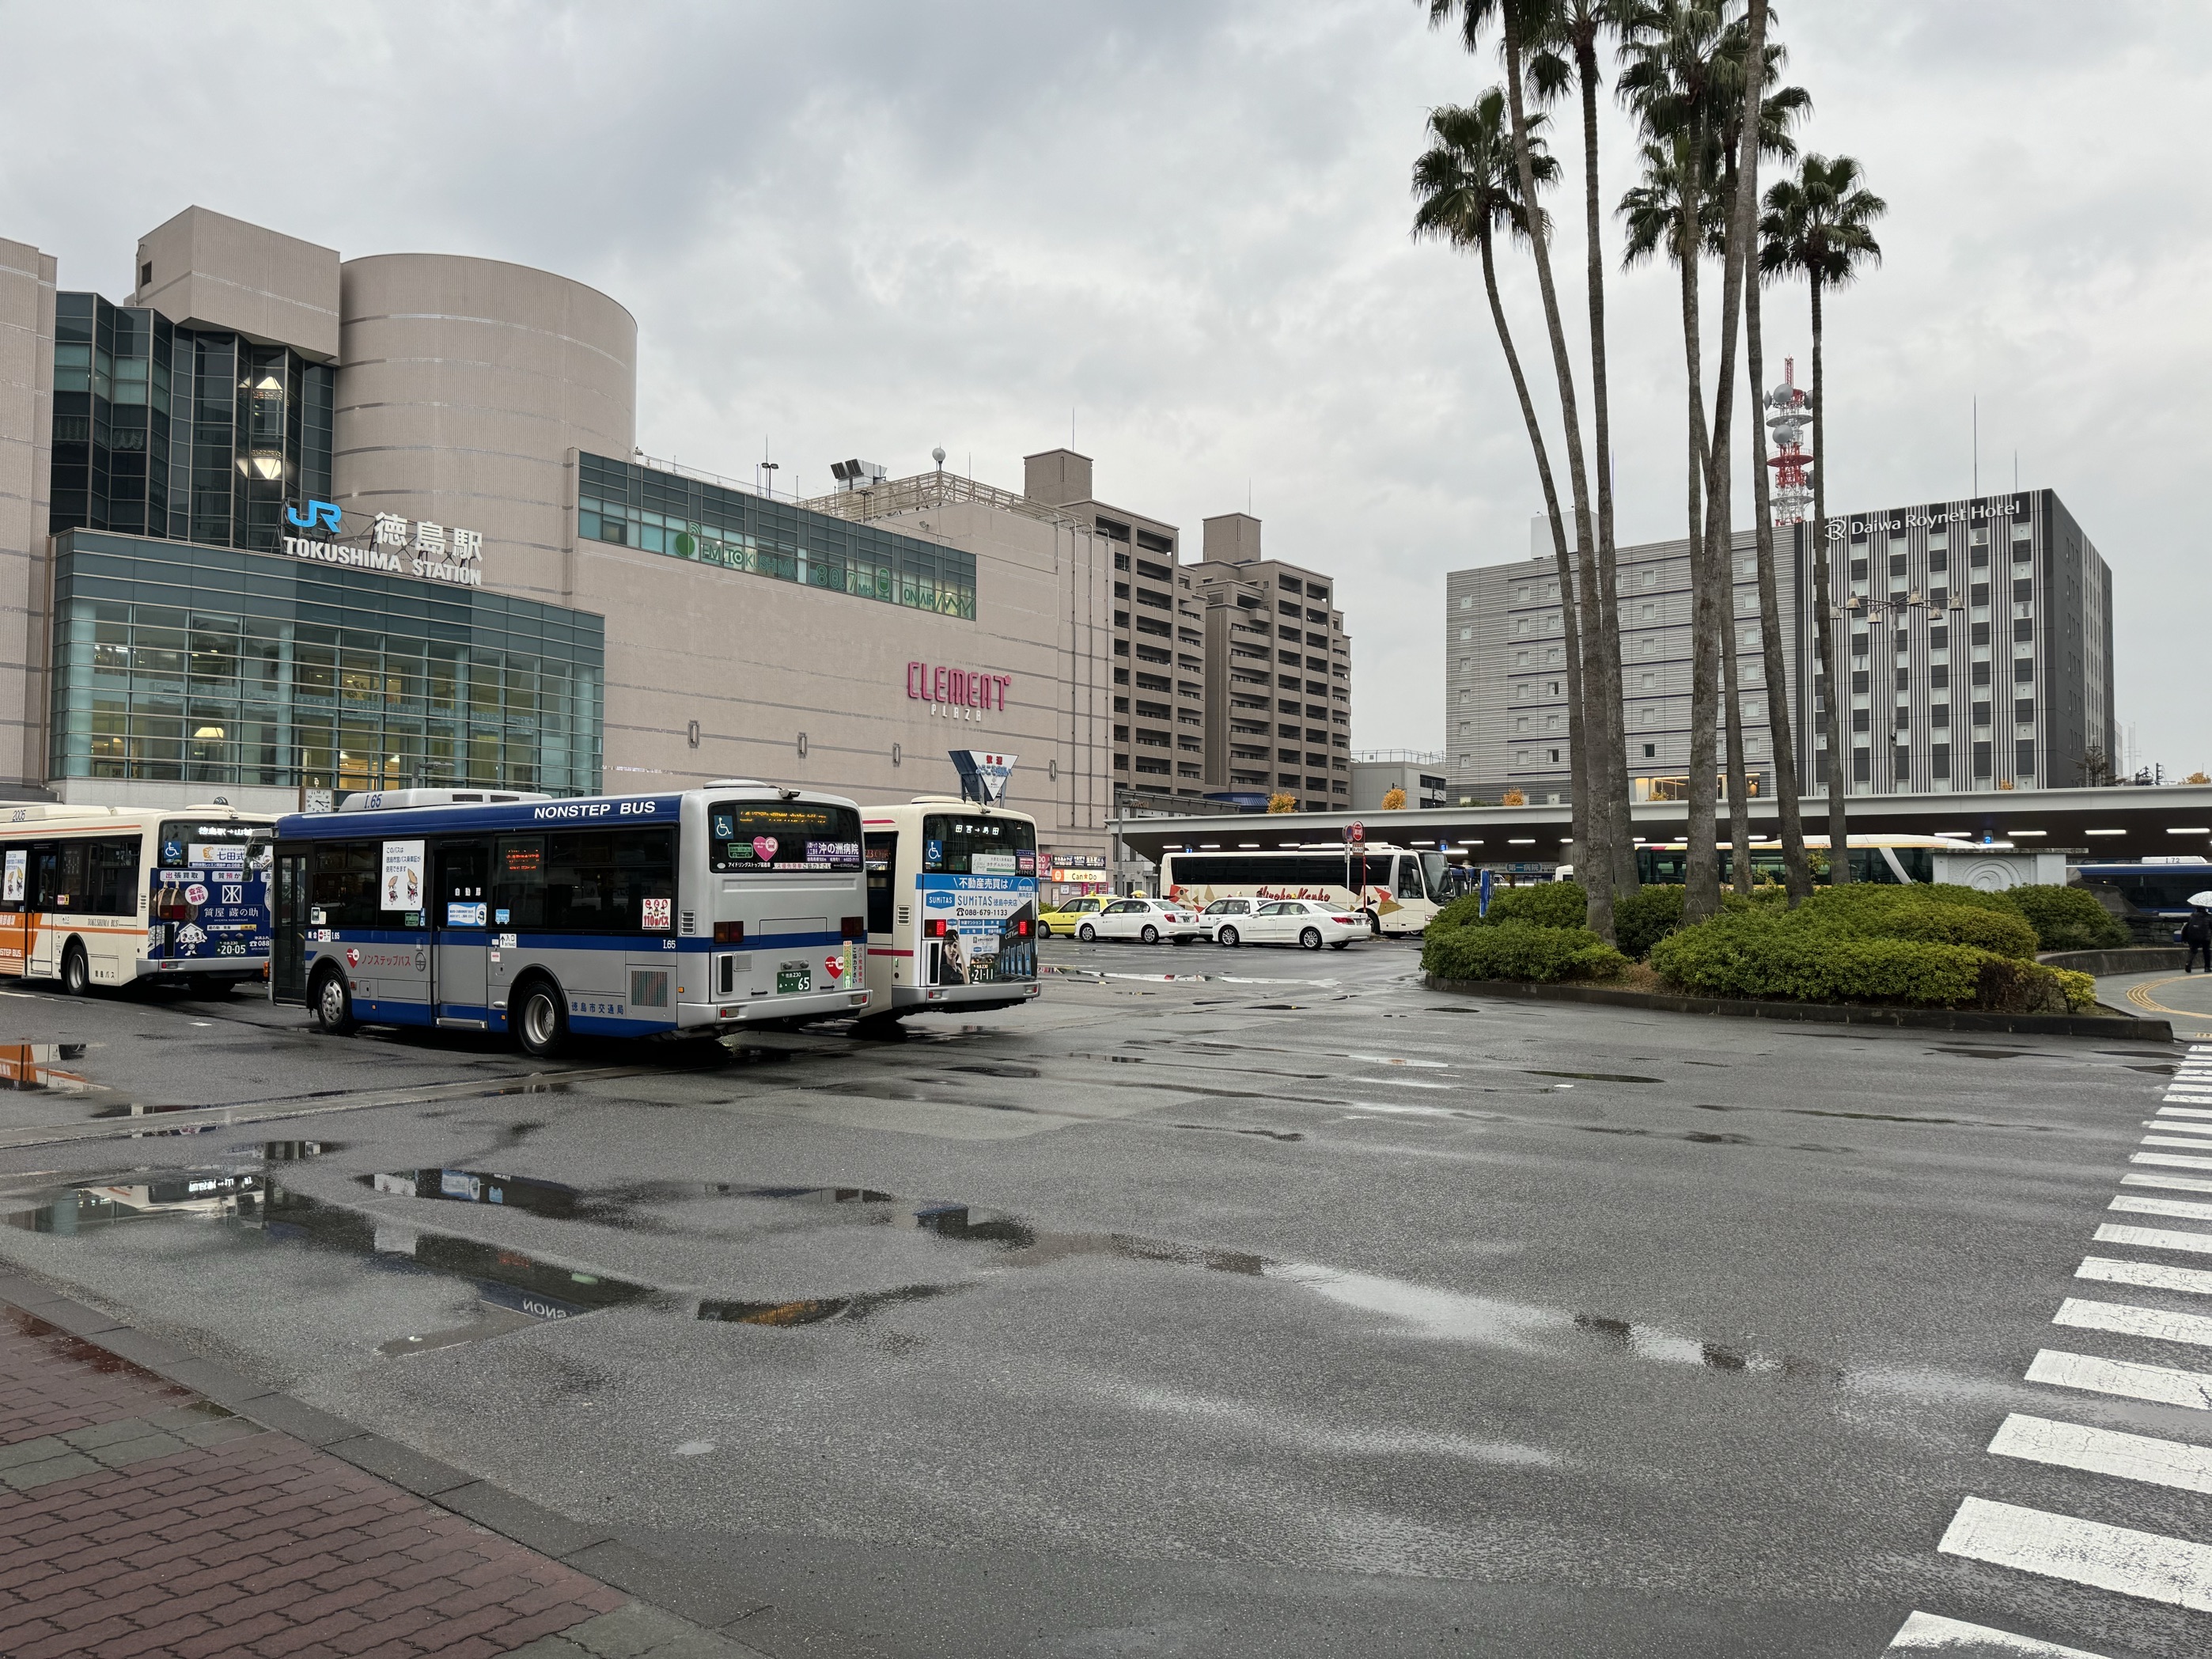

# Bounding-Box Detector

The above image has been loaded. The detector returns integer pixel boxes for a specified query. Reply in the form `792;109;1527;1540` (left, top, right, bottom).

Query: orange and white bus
0;802;275;994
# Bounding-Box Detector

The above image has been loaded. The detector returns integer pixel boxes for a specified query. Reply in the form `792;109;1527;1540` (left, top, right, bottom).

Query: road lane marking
2123;1172;2212;1193
2053;1296;2212;1350
2112;1194;2212;1222
2133;1152;2212;1170
2094;1222;2212;1253
1937;1495;2212;1609
1884;1610;2110;1656
1989;1413;2212;1497
2078;1256;2212;1297
2025;1349;2212;1410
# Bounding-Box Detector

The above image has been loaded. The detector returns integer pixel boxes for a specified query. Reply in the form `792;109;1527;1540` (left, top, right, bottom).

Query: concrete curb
2039;945;2188;975
0;1271;870;1658
1422;975;2176;1041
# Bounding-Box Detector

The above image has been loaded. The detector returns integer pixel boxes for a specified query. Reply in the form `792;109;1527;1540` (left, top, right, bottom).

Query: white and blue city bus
860;796;1041;1022
271;782;871;1055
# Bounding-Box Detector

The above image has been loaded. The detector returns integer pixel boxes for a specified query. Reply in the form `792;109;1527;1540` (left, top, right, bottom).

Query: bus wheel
311;967;356;1035
1299;927;1323;952
1365;910;1381;937
60;941;91;997
513;979;568;1060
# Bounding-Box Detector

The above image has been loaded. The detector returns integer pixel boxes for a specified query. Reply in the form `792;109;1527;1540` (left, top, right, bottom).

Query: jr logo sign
286;499;343;533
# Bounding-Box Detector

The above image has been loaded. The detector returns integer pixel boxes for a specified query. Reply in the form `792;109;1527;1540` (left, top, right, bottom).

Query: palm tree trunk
1810;271;1850;882
1680;192;1723;923
1695;0;1769;910
1744;269;1812;901
1721;509;1752;893
1480;229;1587;876
1500;17;1614;943
1574;9;1638;901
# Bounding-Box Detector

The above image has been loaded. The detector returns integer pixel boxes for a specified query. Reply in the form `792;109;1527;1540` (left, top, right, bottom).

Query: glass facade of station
51;292;335;553
48;532;603;795
577;452;977;619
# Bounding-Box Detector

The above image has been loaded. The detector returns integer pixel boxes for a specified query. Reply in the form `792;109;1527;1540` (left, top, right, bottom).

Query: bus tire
1078;923;1097;942
1299;927;1323;952
513;978;568;1060
1140;925;1159;945
1364;910;1381;937
60;941;91;997
1218;925;1239;948
311;966;356;1036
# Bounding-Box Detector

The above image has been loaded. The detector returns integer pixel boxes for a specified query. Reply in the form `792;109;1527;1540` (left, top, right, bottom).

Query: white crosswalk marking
2112;1193;2212;1222
2133;1151;2212;1170
1884;1608;2111;1656
1937;1495;2212;1609
2140;1134;2212;1150
2078;1255;2212;1296
2156;1107;2212;1119
1989;1413;2212;1496
2052;1296;2212;1350
2094;1222;2212;1254
2123;1172;2212;1193
2143;1119;2212;1134
2025;1349;2212;1410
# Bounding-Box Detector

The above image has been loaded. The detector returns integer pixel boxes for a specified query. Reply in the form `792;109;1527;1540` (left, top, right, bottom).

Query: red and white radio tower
1766;357;1812;526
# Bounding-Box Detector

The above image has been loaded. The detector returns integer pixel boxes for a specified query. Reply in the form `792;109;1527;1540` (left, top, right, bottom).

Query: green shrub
1800;885;2039;959
1423;919;1627;984
1429;881;1586;934
2003;884;2131;953
1649;905;2079;1011
2049;967;2100;1013
1615;884;1685;960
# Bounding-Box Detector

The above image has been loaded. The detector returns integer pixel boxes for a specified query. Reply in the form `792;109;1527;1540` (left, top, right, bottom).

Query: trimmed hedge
1430;881;1588;934
1614;884;1685;960
1422;919;1627;984
1649;905;2079;1011
2004;884;2131;953
1799;887;2039;959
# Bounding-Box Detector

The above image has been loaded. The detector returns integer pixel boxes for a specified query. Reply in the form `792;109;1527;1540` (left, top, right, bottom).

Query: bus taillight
840;915;865;939
713;920;744;945
923;919;948;937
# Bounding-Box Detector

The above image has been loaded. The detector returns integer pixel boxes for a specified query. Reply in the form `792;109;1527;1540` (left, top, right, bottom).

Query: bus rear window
709;802;862;873
922;815;1037;875
159;820;259;869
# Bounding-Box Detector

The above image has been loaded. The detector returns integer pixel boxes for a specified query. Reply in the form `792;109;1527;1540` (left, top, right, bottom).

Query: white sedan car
1213;897;1364;951
1077;896;1203;944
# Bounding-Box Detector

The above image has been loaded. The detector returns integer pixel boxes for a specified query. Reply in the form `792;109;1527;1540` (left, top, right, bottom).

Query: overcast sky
5;2;2206;775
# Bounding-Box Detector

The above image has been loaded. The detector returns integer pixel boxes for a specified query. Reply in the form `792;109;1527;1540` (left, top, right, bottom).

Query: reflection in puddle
0;1043;93;1092
700;1283;960;1326
4;1168;652;1350
1523;1070;1665;1084
363;1168;581;1218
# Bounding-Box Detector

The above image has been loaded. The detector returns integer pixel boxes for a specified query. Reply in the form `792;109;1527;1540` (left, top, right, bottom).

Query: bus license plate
777;966;811;995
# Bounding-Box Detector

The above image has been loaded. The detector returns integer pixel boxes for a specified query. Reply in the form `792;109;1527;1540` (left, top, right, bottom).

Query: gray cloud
3;1;2204;771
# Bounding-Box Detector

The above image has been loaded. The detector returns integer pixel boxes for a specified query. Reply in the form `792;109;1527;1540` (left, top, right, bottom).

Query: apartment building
1022;449;1210;808
1191;512;1352;809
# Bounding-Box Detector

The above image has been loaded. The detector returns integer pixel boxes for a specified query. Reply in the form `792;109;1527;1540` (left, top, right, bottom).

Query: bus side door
272;850;309;1002
864;832;898;991
434;843;491;1020
0;843;27;976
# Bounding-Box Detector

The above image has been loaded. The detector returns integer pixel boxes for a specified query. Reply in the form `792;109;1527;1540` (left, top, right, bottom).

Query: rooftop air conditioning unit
830;459;888;491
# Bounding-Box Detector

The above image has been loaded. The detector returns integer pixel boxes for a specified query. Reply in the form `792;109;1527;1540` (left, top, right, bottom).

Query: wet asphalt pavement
0;941;2199;1657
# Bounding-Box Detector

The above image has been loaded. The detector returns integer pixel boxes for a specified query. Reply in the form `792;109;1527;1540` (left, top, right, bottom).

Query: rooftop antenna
1972;394;1979;499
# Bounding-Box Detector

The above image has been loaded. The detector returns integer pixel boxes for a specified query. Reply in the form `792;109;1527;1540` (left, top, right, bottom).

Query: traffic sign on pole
1348;820;1365;847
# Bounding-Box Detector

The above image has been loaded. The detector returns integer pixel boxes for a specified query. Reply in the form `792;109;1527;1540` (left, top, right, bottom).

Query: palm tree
1762;153;1886;884
1526;1;1639;901
1412;96;1593;870
1618;0;1732;919
1426;0;1619;948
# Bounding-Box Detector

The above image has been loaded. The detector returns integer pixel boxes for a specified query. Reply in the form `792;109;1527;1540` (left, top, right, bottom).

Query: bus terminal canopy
1107;782;2212;869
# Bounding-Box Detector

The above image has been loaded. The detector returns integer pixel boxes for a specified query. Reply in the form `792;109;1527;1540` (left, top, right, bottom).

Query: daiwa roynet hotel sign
279;499;486;587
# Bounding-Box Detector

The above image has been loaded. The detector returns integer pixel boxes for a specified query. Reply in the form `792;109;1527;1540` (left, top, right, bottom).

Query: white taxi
1216;898;1364;951
1078;896;1203;945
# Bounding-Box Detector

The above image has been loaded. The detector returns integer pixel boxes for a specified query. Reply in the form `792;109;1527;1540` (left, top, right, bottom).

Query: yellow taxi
1039;894;1109;937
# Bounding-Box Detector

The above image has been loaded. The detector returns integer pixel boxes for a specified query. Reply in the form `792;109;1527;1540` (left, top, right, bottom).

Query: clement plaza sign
279;499;486;588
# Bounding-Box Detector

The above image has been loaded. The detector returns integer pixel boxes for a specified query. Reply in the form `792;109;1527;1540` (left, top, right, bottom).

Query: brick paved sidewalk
0;1302;753;1659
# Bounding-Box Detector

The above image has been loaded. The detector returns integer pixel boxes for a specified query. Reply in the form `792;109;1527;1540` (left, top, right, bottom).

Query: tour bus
1619;834;1972;887
0;802;273;994
270;782;872;1055
860;797;1041;1020
2070;859;2211;944
1159;843;1453;937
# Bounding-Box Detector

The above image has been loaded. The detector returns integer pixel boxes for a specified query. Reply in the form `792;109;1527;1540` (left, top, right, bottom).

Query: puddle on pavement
4;1165;653;1351
1932;1047;2044;1060
700;1282;960;1326
361;1167;582;1218
0;1043;93;1092
1524;1070;1665;1084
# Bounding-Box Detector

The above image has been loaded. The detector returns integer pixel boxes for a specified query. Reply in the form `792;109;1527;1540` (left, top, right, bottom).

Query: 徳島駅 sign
280;500;485;588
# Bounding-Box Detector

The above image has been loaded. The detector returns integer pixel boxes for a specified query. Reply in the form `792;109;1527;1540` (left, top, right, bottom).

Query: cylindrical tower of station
332;254;635;604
